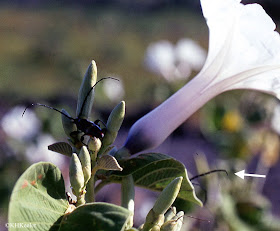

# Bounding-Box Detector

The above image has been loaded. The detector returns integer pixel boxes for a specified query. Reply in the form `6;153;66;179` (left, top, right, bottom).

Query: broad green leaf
8;162;69;231
101;153;202;207
59;202;131;231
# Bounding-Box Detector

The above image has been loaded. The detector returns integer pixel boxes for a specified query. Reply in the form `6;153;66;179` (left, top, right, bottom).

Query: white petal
201;0;280;98
226;66;280;98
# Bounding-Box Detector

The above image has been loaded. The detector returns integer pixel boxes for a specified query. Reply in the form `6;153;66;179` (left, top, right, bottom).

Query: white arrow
235;170;266;180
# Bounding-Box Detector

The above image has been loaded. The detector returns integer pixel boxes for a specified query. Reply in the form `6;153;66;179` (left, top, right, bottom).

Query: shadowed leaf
100;153;202;206
8;162;69;231
59;202;131;231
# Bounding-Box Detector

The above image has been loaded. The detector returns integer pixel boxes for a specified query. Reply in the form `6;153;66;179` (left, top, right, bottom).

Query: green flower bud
143;210;165;231
99;101;125;155
150;226;161;231
160;220;177;231
107;101;125;133
88;137;102;161
153;177;183;215
69;153;85;196
61;109;77;137
161;211;184;231
79;146;91;184
76;60;97;119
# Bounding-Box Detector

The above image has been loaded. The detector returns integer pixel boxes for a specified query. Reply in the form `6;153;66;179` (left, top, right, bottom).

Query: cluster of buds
139;177;184;231
47;60;125;205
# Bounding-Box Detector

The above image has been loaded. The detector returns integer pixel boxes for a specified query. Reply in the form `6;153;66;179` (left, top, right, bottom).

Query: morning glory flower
124;0;280;154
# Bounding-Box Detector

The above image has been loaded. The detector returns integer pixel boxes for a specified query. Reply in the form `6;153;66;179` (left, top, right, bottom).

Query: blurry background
1;0;280;230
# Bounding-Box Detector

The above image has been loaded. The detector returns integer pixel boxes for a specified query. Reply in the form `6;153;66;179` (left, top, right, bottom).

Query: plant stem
121;175;135;229
85;176;95;203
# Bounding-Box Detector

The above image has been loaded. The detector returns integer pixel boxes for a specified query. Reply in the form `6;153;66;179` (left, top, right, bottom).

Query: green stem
85;176;95;203
121;175;135;210
76;193;86;207
121;175;135;229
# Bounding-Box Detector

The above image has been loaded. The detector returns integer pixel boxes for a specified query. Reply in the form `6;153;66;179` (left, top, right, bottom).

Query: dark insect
22;77;119;143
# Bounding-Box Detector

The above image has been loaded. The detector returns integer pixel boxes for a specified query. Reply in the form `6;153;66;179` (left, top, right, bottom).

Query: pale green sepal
76;60;97;119
69;153;85;196
172;211;184;231
153;177;183;215
96;155;123;171
48;142;73;157
79;146;91;184
164;207;176;222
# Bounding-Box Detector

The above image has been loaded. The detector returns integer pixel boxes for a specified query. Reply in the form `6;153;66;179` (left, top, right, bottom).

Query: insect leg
94;119;106;127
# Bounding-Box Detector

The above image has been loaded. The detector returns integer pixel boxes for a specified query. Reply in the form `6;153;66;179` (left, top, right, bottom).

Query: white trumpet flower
124;0;280;154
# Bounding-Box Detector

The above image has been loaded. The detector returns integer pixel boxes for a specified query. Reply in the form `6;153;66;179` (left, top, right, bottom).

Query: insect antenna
78;77;119;118
22;103;74;121
190;169;228;181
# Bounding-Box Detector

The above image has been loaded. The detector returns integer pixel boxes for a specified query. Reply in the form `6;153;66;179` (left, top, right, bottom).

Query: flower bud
153;177;182;215
143;210;165;231
160;220;177;231
99;101;125;155
142;177;182;231
88;137;102;161
76;60;97;119
79;146;91;184
161;210;184;231
107;101;125;133
69;153;85;196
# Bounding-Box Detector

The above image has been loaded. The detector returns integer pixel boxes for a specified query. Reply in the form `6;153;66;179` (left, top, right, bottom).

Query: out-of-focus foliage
201;92;280;166
0;6;207;108
183;154;280;231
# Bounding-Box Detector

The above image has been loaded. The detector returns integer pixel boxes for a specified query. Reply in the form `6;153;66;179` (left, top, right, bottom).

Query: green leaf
59;202;131;231
8;162;69;231
102;153;202;207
